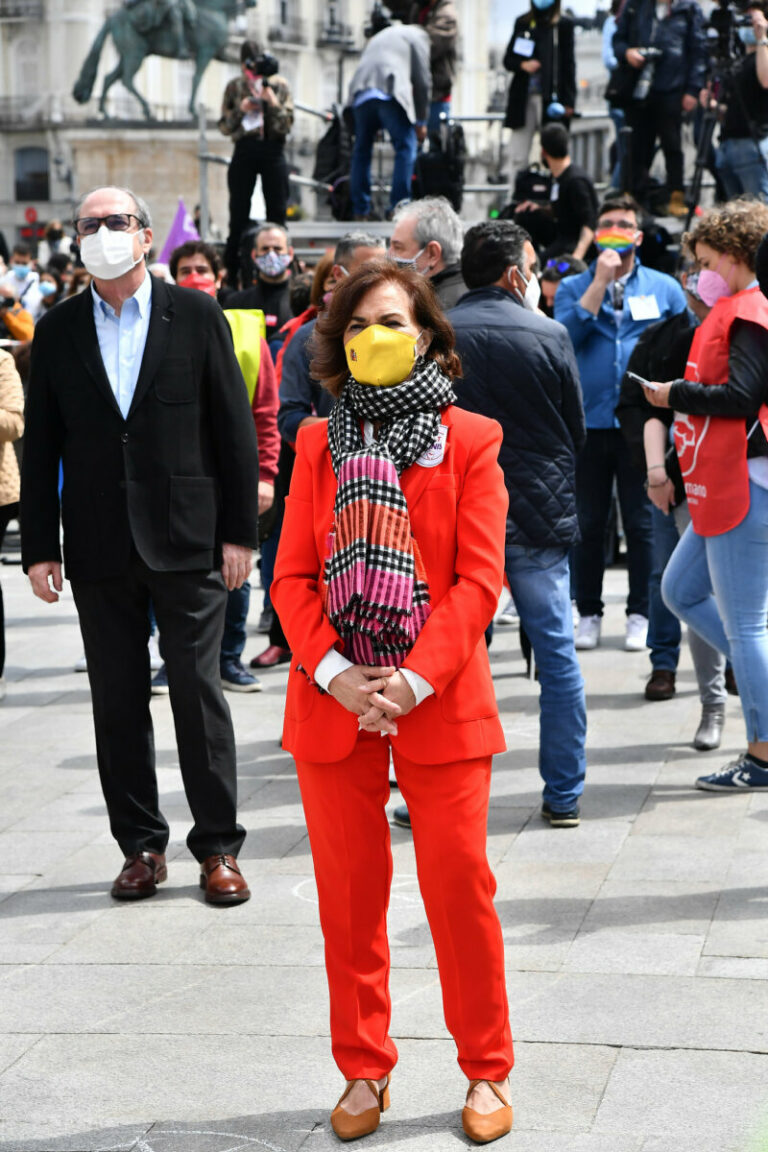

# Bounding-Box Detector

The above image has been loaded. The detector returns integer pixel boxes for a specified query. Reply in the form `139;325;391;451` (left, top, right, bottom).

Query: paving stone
562;928;704;975
593;1047;768;1150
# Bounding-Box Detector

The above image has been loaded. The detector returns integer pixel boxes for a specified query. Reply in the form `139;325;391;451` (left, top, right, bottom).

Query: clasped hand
328;665;417;736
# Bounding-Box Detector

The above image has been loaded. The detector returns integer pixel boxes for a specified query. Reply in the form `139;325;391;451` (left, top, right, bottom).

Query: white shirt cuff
314;647;353;692
313;649;434;706
400;667;434;706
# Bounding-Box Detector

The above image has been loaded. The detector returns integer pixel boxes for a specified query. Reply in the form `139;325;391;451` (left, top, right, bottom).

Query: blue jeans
505;542;587;810
715;136;768;202
351;97;417;215
220;580;250;667
661;481;768;742
575;428;653;618
609;105;626;188
428;99;451;135
647;504;682;671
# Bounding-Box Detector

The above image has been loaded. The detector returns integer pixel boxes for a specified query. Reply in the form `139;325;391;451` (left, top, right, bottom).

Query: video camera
243;51;279;78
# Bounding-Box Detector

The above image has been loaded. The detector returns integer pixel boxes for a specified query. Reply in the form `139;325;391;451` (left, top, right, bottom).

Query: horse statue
73;0;257;120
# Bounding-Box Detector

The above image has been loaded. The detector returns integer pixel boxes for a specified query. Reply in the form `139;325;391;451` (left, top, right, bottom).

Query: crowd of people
5;1;768;1142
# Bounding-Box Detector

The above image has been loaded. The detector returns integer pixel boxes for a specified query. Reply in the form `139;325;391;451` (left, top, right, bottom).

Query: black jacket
21;277;260;580
431;263;467;310
448;286;585;547
504;13;576;130
612;0;708;97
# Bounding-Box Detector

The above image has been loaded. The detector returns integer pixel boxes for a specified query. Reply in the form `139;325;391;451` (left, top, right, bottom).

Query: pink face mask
697;257;734;307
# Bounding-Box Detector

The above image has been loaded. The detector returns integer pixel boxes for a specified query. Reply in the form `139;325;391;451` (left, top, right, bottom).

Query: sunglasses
73;213;146;237
546;259;573;274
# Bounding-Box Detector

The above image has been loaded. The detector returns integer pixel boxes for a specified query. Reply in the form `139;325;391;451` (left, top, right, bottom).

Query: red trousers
295;733;514;1081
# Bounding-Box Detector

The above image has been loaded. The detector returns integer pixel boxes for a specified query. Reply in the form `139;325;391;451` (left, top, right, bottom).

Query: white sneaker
497;596;519;626
74;653;88;673
625;613;648;652
575;615;601;650
148;633;163;671
572;600;580;629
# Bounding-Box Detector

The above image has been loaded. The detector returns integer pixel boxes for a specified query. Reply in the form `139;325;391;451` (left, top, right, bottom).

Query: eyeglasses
546;259;573;274
597;219;637;231
73;213;146;237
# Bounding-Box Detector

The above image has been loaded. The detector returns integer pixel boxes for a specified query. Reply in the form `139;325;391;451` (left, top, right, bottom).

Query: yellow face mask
344;324;421;387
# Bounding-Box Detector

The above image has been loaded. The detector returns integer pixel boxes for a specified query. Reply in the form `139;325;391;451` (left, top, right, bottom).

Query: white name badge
417;424;448;468
627;294;661;321
514;36;535;57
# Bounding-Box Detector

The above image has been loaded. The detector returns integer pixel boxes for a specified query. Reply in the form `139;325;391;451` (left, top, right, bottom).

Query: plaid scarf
324;358;455;667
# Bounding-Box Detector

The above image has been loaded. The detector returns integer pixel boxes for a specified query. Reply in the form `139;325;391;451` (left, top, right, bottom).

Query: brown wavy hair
309;261;462;397
683;198;768;271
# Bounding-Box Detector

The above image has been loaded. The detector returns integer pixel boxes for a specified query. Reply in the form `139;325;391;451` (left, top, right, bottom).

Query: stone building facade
0;0;493;249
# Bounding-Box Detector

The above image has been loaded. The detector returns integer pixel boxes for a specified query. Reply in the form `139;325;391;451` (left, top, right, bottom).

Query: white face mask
79;226;144;281
509;267;542;312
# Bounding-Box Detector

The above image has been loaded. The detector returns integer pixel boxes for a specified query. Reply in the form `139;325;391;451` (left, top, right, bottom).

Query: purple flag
158;198;199;264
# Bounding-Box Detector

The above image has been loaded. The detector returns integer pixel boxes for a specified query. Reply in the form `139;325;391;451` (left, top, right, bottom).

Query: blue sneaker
696;754;768;792
221;660;262;693
151;664;169;695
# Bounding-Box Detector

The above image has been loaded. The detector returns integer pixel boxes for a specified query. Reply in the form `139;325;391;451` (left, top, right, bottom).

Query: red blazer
271;404;509;764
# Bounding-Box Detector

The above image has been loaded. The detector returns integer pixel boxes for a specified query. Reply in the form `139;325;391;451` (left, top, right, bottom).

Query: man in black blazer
21;185;260;904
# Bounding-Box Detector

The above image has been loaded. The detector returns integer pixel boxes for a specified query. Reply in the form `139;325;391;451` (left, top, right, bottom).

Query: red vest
673;287;768;536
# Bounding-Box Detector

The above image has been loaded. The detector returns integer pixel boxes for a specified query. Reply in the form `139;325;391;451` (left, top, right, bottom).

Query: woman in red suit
271;262;514;1144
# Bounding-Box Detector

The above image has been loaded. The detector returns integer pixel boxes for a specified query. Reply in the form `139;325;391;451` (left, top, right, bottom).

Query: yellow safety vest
224;308;266;404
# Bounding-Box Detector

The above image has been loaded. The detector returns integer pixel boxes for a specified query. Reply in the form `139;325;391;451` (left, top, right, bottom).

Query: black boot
693;704;726;751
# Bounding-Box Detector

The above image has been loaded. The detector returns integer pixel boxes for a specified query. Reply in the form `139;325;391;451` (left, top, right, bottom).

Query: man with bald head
21;186;260;905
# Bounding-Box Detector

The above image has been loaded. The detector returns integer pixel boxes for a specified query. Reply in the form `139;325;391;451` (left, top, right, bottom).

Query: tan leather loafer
462;1079;513;1144
330;1074;390;1140
111;852;167;900
199;854;251;905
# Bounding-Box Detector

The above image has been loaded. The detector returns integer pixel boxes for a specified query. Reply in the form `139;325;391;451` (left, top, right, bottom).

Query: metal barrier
196;102;610;239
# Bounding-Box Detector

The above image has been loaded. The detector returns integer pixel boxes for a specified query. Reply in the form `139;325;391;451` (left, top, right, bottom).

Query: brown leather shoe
111;852;167;900
249;644;291;668
199;854;251;905
645;669;676;701
462;1080;513;1144
330;1075;390;1140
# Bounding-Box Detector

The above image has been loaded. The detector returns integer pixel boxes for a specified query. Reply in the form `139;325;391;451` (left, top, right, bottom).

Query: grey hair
253;221;289;245
391;196;464;266
73;186;153;229
334;231;386;264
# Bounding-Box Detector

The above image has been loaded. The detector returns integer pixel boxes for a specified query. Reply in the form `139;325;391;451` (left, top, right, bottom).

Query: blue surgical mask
532;0;556;10
39;281;57;298
389;247;426;272
11;263;29;280
739;25;757;44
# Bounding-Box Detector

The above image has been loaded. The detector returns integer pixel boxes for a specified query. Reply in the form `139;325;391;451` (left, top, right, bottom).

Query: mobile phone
627;370;659;391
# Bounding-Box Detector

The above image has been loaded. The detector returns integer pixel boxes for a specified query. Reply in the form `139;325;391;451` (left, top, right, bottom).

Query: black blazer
21;276;260;580
504;13;576;130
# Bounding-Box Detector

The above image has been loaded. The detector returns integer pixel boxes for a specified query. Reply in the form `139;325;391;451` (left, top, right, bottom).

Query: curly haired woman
642;199;768;792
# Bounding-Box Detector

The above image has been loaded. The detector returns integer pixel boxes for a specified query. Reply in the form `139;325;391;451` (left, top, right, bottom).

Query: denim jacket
554;258;687;429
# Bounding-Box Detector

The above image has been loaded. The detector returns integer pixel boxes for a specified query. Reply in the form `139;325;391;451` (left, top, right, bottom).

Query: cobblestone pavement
1;552;767;1152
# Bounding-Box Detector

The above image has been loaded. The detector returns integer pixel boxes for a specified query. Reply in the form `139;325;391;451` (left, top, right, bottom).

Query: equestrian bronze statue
73;0;256;120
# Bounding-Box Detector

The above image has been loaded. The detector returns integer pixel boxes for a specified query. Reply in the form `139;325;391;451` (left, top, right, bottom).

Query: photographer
613;0;708;215
703;2;768;200
219;40;294;288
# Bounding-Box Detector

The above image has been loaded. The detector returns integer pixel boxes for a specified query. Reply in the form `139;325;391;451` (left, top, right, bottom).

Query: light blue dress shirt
91;271;153;419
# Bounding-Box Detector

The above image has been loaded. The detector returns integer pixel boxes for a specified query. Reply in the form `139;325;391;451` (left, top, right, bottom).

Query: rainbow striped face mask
595;226;638;255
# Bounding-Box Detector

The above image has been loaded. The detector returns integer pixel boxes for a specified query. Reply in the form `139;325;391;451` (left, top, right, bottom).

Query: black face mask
48;230;64;242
